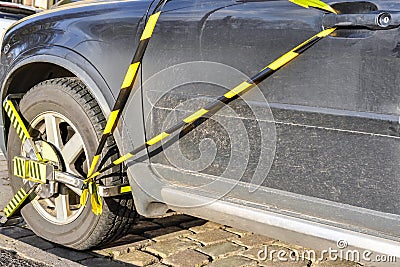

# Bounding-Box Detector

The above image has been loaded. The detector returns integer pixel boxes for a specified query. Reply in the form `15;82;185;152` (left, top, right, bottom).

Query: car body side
0;0;399;263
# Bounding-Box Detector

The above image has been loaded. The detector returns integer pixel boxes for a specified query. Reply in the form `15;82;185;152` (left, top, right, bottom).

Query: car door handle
322;11;400;30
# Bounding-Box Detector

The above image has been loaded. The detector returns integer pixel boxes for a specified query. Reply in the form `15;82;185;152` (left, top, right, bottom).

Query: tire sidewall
7;80;104;248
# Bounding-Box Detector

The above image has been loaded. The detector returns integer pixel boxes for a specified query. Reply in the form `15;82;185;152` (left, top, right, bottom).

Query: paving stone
239;246;266;261
231;233;275;248
2;217;24;227
259;260;311;267
116;250;158;266
0;226;35;239
314;260;361;266
189;221;224;233
224;227;251;237
130;221;161;234
272;240;310;253
90;249;114;258
19;235;55;250
145;238;200;258
162;249;210;267
152;230;193;242
273;244;320;261
47;247;93;261
189;229;238;245
1;177;9;185
152;214;195;227
105;234;145;247
0;170;8;179
207;255;257;267
239;245;294;262
147;263;169;267
144;226;182;239
179;219;207;229
80;257;127;267
240;244;312;267
94;239;154;258
132;239;155;250
94;244;134;258
197;241;245;259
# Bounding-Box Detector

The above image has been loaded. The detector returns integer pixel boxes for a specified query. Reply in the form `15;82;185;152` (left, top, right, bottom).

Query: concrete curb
0;233;83;267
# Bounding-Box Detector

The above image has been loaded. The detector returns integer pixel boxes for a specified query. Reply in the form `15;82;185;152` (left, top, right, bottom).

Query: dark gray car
0;0;399;264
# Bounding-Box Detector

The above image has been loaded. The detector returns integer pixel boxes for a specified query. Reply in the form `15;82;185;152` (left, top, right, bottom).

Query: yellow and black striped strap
86;27;336;180
87;1;167;178
3;99;43;161
289;0;337;14
3;99;30;143
3;183;36;218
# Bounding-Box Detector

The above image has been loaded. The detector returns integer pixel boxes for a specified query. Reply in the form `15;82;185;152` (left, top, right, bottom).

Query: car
0;0;399;263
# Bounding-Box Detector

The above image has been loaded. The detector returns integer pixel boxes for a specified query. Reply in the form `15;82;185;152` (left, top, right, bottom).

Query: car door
140;0;400;238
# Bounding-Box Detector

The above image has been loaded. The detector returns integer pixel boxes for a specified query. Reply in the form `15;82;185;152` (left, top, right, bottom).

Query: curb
0;233;83;267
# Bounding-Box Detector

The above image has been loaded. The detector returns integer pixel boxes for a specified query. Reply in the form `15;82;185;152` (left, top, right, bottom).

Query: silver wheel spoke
54;186;70;221
31;112;87;224
44;114;62;148
44;199;55;209
65;184;83;196
61;133;84;168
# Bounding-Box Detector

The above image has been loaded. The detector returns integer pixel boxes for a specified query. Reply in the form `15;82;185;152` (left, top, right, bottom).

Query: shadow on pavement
0;212;206;267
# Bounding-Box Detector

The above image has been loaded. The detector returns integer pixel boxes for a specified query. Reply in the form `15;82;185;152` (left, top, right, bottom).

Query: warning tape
87;0;168;178
3;183;37;218
2;98;44;217
3;99;43;161
290;0;337;14
87;27;336;180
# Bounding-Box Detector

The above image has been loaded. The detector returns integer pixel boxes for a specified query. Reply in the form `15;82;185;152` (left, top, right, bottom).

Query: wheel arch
1;50;115;149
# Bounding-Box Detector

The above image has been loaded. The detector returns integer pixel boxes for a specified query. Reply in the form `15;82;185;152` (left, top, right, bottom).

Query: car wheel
7;77;138;250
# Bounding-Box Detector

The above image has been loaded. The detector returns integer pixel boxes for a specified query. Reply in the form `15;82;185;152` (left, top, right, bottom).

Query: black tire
7;77;138;250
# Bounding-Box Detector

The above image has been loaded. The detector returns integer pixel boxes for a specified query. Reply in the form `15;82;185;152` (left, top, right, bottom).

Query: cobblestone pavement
0;154;361;267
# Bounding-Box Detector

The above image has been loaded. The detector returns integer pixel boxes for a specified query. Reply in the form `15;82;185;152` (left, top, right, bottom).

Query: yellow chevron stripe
4;190;30;218
11;198;18;206
103;110;120;135
113;153;134;165
224;81;253;99
121;62;140;89
146;132;170;146
289;0;337;14
291;28;335;53
317;27;336;37
267;51;299;70
120;186;131;193
7;100;30;140
183;108;209;123
87;155;100;178
140;12;161;40
17;191;25;199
